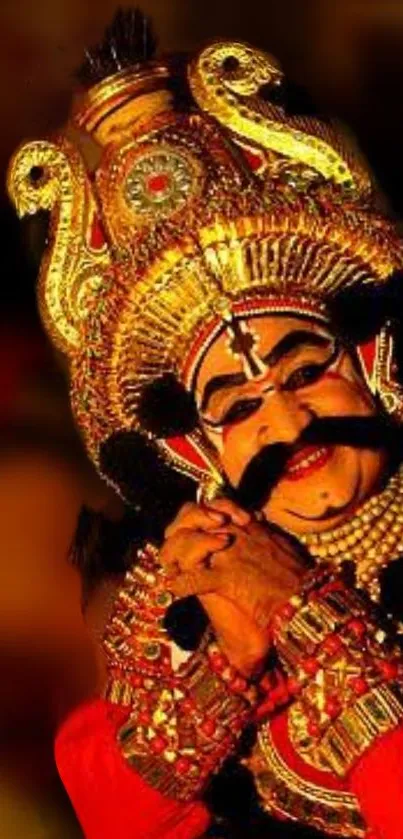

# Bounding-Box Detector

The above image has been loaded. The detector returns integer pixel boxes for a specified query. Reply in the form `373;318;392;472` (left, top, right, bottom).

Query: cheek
221;422;261;484
314;363;375;415
203;421;259;485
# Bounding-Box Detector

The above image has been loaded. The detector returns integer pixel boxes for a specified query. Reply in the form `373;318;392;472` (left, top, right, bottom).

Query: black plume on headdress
77;7;157;88
329;270;403;345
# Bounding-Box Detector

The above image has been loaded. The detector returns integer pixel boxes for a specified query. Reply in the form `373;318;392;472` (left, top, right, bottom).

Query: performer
8;9;403;838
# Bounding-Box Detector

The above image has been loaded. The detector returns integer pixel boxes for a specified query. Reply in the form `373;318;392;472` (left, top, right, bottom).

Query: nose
257;390;314;448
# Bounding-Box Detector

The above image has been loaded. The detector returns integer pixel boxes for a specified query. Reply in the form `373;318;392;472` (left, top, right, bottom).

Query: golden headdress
7;10;403;494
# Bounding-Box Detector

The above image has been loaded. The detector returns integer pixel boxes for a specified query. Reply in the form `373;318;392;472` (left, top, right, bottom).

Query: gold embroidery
247;722;366;838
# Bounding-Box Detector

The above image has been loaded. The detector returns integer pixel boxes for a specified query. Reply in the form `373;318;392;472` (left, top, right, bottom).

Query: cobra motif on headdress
6;32;403;493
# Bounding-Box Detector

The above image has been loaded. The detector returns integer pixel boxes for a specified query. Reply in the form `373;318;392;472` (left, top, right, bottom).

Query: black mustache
233;414;403;512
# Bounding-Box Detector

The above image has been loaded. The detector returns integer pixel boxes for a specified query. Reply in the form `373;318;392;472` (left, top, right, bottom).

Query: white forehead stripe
181;299;331;392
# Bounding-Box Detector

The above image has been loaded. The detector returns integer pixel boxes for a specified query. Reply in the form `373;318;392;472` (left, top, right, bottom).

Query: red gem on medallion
349;676;369;696
307;720;321;738
124;146;203;218
209;652;227;674
279;603;297;622
324;697;341;719
200;718;217;737
230;675;248;694
376;660;398;680
147;172;171;195
321;634;343;656
346;619;366;639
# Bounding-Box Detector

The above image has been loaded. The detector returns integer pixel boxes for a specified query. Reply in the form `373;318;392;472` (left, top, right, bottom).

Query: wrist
206;639;262;699
118;637;257;800
216;635;271;680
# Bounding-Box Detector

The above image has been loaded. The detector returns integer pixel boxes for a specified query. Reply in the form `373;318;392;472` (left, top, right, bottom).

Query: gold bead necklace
299;466;403;603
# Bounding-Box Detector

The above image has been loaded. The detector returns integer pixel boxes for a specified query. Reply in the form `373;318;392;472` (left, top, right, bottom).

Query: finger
169;568;225;598
210;551;302;603
241;520;310;573
164;502;226;539
160;530;232;572
205;497;251;527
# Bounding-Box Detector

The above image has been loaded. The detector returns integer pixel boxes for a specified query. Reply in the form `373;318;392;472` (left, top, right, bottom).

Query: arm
55;499;304;839
55;697;212;839
272;570;403;839
55;546;260;839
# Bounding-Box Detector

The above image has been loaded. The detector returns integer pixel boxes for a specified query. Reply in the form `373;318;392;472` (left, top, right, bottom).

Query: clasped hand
160;499;308;678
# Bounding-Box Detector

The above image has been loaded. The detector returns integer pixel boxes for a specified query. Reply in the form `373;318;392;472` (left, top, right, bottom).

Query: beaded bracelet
271;569;403;776
103;544;258;800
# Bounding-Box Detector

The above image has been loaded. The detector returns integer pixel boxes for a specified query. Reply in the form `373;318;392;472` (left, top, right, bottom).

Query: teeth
288;447;327;474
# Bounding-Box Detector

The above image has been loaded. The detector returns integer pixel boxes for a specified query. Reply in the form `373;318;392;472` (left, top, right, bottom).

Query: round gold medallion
124;146;203;218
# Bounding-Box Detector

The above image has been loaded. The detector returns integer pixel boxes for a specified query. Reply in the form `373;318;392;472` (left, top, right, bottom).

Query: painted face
195;314;387;535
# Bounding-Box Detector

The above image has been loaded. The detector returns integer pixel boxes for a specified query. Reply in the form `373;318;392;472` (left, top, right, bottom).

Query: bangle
206;641;259;705
320;680;403;776
102;544;257;799
271;569;403;776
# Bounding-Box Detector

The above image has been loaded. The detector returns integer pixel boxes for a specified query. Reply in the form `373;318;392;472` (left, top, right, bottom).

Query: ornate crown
7;10;403;494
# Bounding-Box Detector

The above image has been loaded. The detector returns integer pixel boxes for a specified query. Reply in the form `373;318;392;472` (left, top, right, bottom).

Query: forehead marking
225;316;267;380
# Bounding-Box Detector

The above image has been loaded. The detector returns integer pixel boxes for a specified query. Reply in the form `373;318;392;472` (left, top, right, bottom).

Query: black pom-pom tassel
99;429;196;542
137;373;199;438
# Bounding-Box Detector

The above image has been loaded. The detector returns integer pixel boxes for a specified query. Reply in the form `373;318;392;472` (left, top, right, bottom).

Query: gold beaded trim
246;724;365;838
320;680;403;777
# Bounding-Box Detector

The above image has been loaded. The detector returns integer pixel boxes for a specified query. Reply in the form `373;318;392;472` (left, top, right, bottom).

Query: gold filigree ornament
6;39;403;488
188;41;370;195
8;138;111;355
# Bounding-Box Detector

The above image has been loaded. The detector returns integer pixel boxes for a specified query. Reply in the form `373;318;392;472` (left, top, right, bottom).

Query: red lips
283;445;333;482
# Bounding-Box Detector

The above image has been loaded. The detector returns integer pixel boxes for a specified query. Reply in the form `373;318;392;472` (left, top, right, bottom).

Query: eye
221;397;263;426
283;363;325;391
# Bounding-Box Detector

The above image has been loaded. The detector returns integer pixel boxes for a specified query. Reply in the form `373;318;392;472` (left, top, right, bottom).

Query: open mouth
283;445;333;482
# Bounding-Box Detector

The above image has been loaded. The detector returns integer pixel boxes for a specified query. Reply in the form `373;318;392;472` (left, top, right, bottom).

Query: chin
265;489;359;535
265;447;386;536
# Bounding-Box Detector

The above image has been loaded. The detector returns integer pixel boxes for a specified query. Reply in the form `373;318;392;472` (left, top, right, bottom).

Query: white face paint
197;316;339;453
195;314;386;535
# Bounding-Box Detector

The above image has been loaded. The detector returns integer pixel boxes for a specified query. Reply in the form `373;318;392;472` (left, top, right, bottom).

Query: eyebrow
200;371;246;413
264;329;330;367
199;329;331;413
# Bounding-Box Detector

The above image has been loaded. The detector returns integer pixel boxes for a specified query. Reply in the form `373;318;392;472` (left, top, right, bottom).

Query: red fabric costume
54;559;403;839
54;697;403;838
